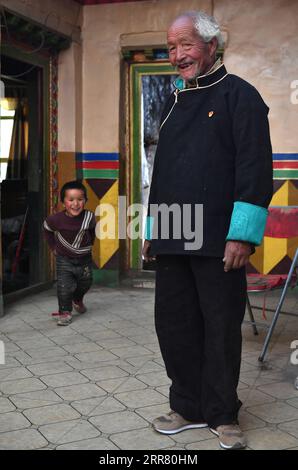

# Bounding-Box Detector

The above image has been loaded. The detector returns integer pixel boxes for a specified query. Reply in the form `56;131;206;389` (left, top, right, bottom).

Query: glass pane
0;118;15;158
0;108;15;117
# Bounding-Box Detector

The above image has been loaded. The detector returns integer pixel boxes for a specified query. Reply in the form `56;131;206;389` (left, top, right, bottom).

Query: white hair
175;11;224;50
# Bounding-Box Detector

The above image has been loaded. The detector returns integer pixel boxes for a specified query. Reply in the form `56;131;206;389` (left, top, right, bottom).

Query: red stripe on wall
76;161;119;170
273;161;298;169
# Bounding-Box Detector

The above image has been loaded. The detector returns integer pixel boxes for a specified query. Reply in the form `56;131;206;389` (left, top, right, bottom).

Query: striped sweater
43;210;96;258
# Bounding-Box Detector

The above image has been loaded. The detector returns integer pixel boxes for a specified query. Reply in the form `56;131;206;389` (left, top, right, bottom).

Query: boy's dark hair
60;180;88;202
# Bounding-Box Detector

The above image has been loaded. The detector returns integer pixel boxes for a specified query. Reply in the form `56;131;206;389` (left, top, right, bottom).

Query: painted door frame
127;62;176;271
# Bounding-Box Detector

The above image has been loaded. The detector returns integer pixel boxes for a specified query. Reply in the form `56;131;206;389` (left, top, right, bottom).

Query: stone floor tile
245;427;298;450
123;356;158;369
39;419;100;444
238;409;267;430
0;377;47;395
136;371;171;387
257;381;298;400
82;330;122;341
68;320;109;333
90;410;149;434
240;369;285;387
0;357;23;369
74;350;119;363
71;396;126;417
3;341;20;353
50;333;92;346
0;397;16;413
62;342;103;354
97;377;147;394
63;356;121;371
109;346;153;359
14;337;57;351
278;420;298;439
23;346;69;360
80;365;128;382
9;389;63;409
0;411;31;432
287;397;298;408
110;428;173;450
56;437;118;450
116;327;153;338
96;338;137;349
186;438;222;450
115;388;167;409
0;367;33;382
40;371;89;388
0;429;48;449
23;403;80;425
129;334;158;346
247;402;298;423
155;385;169;397
54;383;106;401
135;403;171;423
239;388;276;407
26;361;74;376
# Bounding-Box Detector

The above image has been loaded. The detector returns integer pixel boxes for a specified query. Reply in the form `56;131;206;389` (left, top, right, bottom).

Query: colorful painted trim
76;152;119;179
273;154;298;179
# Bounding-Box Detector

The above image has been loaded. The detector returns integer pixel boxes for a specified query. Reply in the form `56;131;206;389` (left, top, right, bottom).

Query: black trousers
155;255;247;429
56;255;93;313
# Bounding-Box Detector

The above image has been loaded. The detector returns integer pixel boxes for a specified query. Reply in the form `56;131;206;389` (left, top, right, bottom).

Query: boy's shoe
152;410;208;435
72;300;87;314
210;424;247;449
57;312;72;326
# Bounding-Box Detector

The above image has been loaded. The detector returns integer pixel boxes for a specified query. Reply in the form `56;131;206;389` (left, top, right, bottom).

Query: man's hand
223;241;253;272
142;240;156;262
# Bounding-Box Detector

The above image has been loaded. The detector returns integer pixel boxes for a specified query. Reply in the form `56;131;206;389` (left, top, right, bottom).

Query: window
0;99;16;182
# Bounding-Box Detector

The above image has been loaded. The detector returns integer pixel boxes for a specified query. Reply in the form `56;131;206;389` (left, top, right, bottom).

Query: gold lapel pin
208;111;214;117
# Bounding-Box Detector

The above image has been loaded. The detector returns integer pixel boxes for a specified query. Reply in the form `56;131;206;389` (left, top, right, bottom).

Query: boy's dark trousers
56;255;93;313
155;254;246;430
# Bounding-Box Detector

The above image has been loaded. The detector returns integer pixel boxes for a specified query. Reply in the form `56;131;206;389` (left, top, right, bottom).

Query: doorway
0;54;47;296
126;62;177;273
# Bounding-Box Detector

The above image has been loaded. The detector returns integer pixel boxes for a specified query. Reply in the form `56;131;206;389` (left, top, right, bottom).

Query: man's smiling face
167;16;216;81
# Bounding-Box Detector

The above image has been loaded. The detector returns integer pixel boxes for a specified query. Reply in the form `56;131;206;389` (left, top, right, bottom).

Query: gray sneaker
152;410;208;435
57;312;72;326
210;424;247;449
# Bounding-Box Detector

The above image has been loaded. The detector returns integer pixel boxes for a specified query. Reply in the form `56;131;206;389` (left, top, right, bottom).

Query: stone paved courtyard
0;285;297;450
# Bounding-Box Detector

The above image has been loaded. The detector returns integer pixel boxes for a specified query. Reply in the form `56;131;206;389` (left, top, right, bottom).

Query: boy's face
63;189;86;217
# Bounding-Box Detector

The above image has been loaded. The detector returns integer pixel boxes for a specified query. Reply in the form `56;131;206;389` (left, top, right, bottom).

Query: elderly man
142;11;273;450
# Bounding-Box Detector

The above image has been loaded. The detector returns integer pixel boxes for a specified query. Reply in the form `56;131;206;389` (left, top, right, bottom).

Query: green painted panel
273;170;298;179
92;269;119;287
78;169;119;179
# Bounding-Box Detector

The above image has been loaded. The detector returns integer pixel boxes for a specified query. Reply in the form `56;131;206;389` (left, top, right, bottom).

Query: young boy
43;180;96;326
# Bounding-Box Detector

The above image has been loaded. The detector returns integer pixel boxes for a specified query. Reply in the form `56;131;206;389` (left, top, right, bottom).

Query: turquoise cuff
226;201;268;246
144;216;154;240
